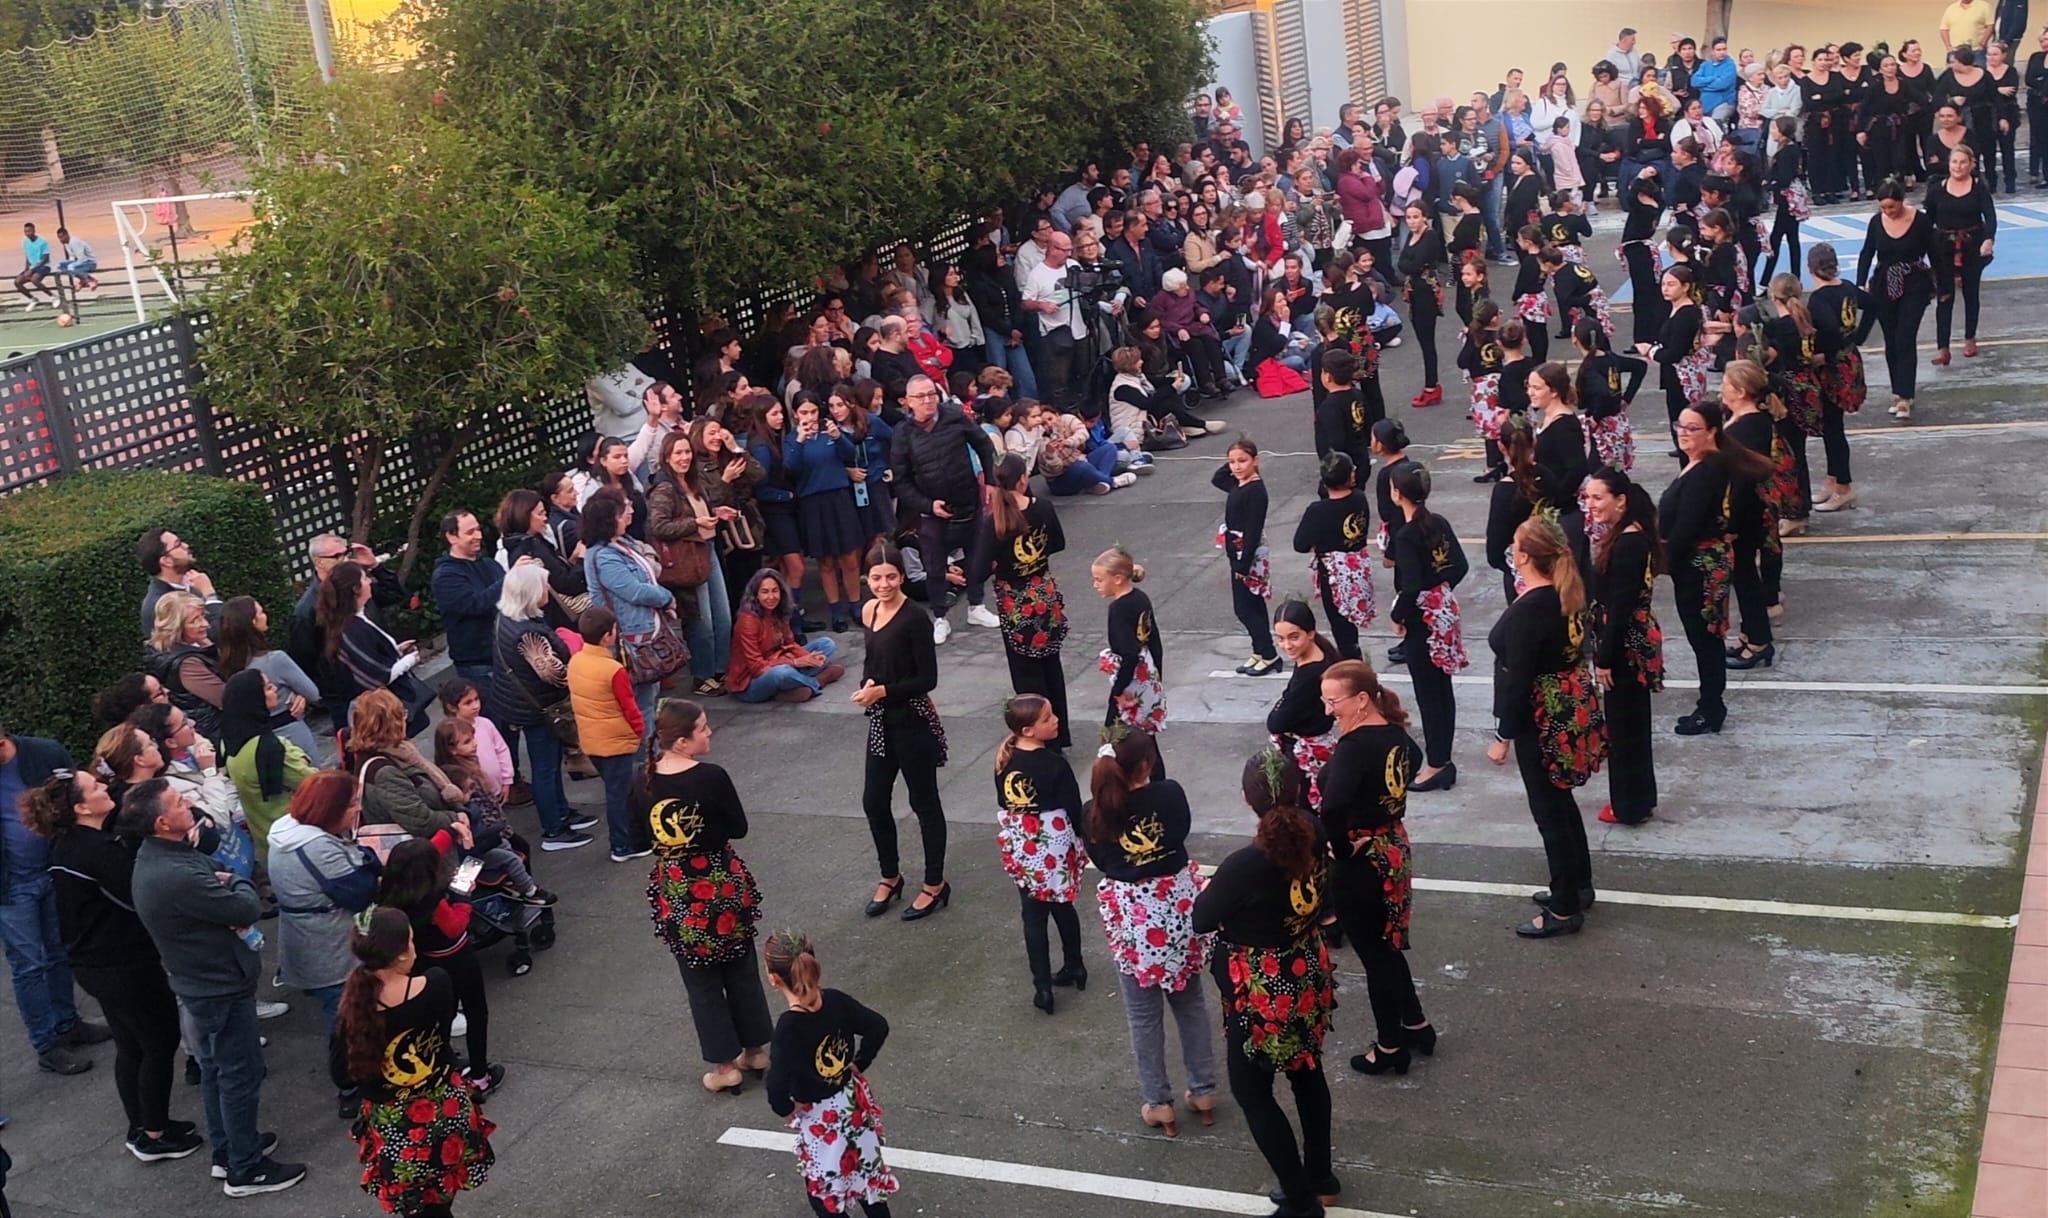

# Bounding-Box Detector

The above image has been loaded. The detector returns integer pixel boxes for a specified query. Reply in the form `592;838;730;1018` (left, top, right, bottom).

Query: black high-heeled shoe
1033;985;1055;1015
1051;962;1088;991
1410;762;1457;792
900;881;951;921
1349;1043;1412;1075
1725;642;1776;670
1404;1022;1437;1056
1531;888;1596;913
1514;909;1585;938
1268;1177;1341;1206
1674;711;1725;736
1473;466;1505;484
863;877;904;918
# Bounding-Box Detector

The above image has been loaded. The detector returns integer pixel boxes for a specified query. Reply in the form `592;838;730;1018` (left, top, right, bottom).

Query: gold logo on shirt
1000;771;1038;812
1136;611;1153;646
1013;527;1048;570
1119;814;1166;865
1286;865;1324;938
815;1033;852;1084
1341;512;1366;546
650;799;702;850
382;1027;442;1096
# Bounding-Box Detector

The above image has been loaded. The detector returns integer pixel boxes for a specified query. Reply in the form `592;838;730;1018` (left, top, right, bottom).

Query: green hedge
0;470;294;759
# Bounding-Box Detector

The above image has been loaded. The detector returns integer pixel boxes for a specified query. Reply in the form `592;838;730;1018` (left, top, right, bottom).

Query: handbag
598;576;691;686
492;629;581;750
655;534;712;589
716;511;760;556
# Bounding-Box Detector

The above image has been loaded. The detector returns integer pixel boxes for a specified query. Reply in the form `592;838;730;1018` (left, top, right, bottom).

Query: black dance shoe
1033;985;1055;1015
1404;1022;1438;1056
1349;1043;1412;1075
1531;888;1596;913
1386;641;1408;665
1268;1177;1342;1206
1725;642;1775;670
1514;910;1585;938
864;877;904;918
1410;762;1457;792
900;881;952;921
1674;711;1725;736
1051;962;1088;991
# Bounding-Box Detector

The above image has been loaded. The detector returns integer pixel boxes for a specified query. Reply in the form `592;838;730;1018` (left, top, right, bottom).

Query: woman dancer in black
1925;146;1998;368
1619;170;1669;344
1856;56;1916;194
1573;318;1646;474
992;694;1087;1014
1799;48;1849;203
1583;469;1664;826
1528;361;1593;572
632;699;771;1094
1193;752;1337;1218
1485;415;1537;604
1640;265;1709;461
1370;420;1414;663
1661;405;1766;734
1093;546;1168;754
1983;40;2021;194
1488;518;1603;938
1717;360;1791;671
972;455;1072;748
1388;464;1468;792
1856;178;1935;421
1316;659;1432;1069
1760;274;1824;539
1293;455;1374;662
1215;438;1279;676
763;931;898;1218
1397;202;1447;407
1509;226;1552;364
1265;601;1341;804
1806;243;1876;512
853;543;951;920
1759;117;1807;286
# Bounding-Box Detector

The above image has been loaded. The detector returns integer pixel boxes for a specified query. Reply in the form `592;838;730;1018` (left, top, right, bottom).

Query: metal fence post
171;315;226;476
31;350;82;478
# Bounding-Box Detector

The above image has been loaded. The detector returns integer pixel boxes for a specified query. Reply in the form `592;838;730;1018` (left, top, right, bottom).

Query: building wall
1726;0;1951;64
1204;12;1269;153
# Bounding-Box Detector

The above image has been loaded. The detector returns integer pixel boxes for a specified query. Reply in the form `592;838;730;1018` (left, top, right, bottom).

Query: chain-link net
0;0;317;205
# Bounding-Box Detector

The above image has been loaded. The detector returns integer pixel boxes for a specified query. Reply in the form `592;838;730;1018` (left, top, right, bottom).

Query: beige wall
1726;1;1950;64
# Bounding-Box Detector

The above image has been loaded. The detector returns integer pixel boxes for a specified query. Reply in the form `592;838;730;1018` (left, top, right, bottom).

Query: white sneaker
254;1001;289;1021
932;616;952;644
17;299;33;312
1112;472;1138;488
1383;335;1403;348
966;604;1000;629
452;1011;469;1038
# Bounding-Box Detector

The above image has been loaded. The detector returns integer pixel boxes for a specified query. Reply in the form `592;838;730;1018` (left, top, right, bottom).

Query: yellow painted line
1451;532;2047;548
1849;419;2048;436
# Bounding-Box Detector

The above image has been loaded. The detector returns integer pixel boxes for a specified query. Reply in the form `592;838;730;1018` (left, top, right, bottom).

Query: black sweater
996;746;1084;820
972;497;1065;589
1856;210;1936;291
1391;512;1468;630
1658;454;1732;568
765;989;890;1115
1373;457;1410;546
1723;412;1776;542
1652;305;1704;388
1266;655;1336;742
1485;478;1534;575
1488;584;1581;738
1193;841;1324;946
1807;283;1876;356
1575;350;1647;420
1318;723;1417;848
1105;588;1163;701
1541;212;1592;250
1532;412;1591;514
1552;262;1603;317
46;821;162;970
1591;528;1656;671
328;967;457;1098
1923;176;1999;237
1212;468;1269;577
1313;388;1378;470
1083;780;1193;881
1293;493;1371;557
862;600;938;705
629;763;748;856
1496;354;1538;418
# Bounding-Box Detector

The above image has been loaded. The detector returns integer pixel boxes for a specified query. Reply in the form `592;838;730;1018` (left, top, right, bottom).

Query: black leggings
810;1198;891;1218
1821;404;1853;485
1672;570;1727;723
1225;1037;1332;1203
72;961;180;1133
1019;891;1083;988
1404;641;1456;768
1412;305;1440;388
1806;118;1840;196
1781;420;1812;518
418;945;488;1075
1663;380;1691;464
1730;533;1774;646
1005;648;1071;750
1317;583;1361;661
1181;334;1227;389
1337;891;1425;1048
1624;244;1666;345
1872;290;1930;400
1758;204;1800;287
1603;677;1657;821
862;742;948;886
1990;122;2019;192
1515;731;1591;916
1231;576;1275;660
1933;247;1987;348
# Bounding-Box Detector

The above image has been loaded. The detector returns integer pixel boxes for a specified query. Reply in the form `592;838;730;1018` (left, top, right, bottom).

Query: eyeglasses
1675;422;1708;434
907;390;940;400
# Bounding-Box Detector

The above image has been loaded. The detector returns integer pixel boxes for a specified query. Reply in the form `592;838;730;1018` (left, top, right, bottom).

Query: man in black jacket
889;376;998;643
287;534;406;726
868;315;923;423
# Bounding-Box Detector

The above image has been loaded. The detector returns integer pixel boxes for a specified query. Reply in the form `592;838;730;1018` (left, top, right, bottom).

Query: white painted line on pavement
1362;672;2048;697
717;1126;1408;1217
1411;878;2018;929
1995;207;2048;229
1804;216;1868;239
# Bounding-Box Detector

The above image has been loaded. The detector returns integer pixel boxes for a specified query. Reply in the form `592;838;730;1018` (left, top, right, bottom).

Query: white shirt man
1023;241;1086;342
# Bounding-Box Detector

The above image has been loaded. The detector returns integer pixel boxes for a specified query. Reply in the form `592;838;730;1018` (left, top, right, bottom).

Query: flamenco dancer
1543;245;1615;344
1292;454;1375;661
1640;265;1711;464
1083;728;1217;1137
1193;751;1338;1218
1457;300;1507;478
1584;469;1666;826
992;694;1088;1014
1387;464;1469;792
331;907;495;1218
1396;202;1447;407
1487;518;1606;938
1315;659;1433;1073
632;700;771;1094
1571;318;1646;475
853;543;952;920
1265;601;1341;803
763;931;899;1218
1093;546;1167;773
1661;405;1766;735
1804;244;1874;512
1215;438;1279;676
972;455;1073;748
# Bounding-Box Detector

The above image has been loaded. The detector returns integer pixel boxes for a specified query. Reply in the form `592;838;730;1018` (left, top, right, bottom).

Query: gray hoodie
131;836;262;1000
265;814;380;990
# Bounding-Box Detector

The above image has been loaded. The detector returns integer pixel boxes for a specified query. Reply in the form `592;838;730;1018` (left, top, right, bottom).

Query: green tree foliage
407;0;1209;310
196;65;650;579
1;1;137;53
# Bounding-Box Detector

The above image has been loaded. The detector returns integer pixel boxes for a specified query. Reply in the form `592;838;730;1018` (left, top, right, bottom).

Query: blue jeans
633;682;660;740
1479;175;1506;257
308;982;354;1099
456;662;522;779
683;552;733;681
176;992;265;1177
734;638;837;703
1220;328;1251;377
591;752;638;855
1047;444;1119;495
520;725;568;834
0;876;78;1052
984;335;1040;399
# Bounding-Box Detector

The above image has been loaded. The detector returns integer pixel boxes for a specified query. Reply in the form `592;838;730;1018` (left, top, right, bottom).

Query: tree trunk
397;429;470;586
349;440;382;545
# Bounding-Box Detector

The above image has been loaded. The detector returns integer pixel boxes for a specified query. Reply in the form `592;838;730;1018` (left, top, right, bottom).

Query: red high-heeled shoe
1931;348;1951;366
1964;338;1978;357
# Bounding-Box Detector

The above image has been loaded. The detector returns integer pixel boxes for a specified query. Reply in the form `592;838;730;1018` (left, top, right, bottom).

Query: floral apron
790;1072;899;1215
1099;649;1167;736
1311;549;1376;632
994;571;1068;659
1097;862;1210;991
648;843;763;967
1416;585;1468;673
1221;932;1335;1072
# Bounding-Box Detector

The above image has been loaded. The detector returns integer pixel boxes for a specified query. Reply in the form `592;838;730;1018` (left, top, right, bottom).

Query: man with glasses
1022;232;1090;413
0;726;111;1077
286;535;404;732
888;376;997;644
136;528;221;643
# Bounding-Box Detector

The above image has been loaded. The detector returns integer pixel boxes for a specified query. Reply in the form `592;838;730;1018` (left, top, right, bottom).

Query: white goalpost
110;190;257;323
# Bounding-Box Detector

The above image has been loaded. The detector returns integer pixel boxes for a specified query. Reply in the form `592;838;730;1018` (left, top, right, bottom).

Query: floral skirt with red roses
1532;664;1607;790
790;1071;899;1215
649;844;763;968
352;1069;495;1214
998;803;1086;905
1336;820;1414;949
995;572;1068;660
1097;864;1210;993
1219;932;1335;1073
1312;549;1376;633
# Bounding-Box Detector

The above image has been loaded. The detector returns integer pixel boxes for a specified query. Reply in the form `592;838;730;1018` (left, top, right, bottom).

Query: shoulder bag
597;558;691;687
492;627;581;750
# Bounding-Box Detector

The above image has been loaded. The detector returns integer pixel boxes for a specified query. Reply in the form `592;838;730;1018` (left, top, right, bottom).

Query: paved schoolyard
1;235;2040;1218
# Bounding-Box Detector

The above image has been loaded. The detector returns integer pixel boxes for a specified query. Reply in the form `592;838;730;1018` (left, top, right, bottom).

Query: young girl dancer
993;695;1087;1014
1388;464;1469;791
973;456;1072;748
1292;455;1374;661
1214;437;1278;676
1094;546;1167;749
763;931;899;1218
